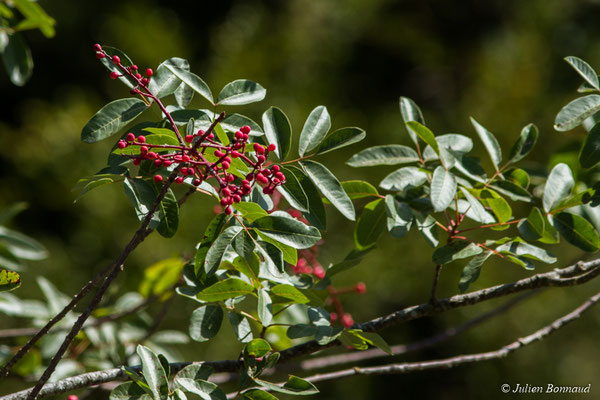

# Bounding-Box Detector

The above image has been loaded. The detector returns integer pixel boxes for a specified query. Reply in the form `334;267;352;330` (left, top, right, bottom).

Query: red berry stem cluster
94;44;286;214
286;210;366;329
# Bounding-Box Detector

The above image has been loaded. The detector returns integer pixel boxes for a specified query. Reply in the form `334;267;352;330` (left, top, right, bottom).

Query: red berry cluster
286;211;365;329
117;126;285;215
95;43;286;215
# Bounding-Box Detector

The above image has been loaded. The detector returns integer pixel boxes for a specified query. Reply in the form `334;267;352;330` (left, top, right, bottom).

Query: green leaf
347;145;419;167
460;188;495;224
479;190;512;224
337;180;379;200
253;376;319;396
301;160;355;221
234;202;268;223
270;284;310;304
414;212;439;247
197;278;255;302
490;181;532;202
551;212;600;252
204;226;243;277
11;0;55;38
432;240;483;264
244;338;271;358
458;251;492;292
217;79;266;106
232;232;256;263
228;312;253;343
156;187;179;238
110;382;153;400
579;123;600;169
379;167;428;192
174;363;213;382
278;167;309;212
565;56;599;90
123;178;161;229
256;232;297;265
399;96;425;146
508;123;538;164
0;226;47;260
430;166;457;212
173;389;188;400
316;127;366;155
0;202;28;225
148;58;188;98
194;214;230;278
252;215;321;249
173;378;226;400
2;32;32;86
164;65;214;104
258;289;273;326
470;117;502;170
518;207;546;242
290;167;327;230
230;256;260;288
384;195;413;238
0;270;21;292
243;389;278;400
354;198;386;250
82;98;147;143
298;106;331;157
496;240;556;264
221;114;264;136
543;163;574;212
73;175;122;203
357;331;393;355
406;121;439;154
555;95;600;131
175;81;195;108
136;345;168;400
262;107;292;160
139;257;184;298
189;305;223;342
504;168;530;189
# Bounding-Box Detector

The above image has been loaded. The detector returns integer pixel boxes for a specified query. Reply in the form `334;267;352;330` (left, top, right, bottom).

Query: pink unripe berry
330;312;338;323
96;52;105;59
240;125;251;134
224;206;232;215
146;68;153;77
342;313;354;328
255;356;264;362
355;282;366;294
267;144;277;152
154;175;163;183
112;55;120;64
313;266;325;279
117;140;127;149
257;155;266;164
93;44;102;51
110;72;119;79
175;177;184;184
137;135;146;143
185;135;194;143
253;143;265;154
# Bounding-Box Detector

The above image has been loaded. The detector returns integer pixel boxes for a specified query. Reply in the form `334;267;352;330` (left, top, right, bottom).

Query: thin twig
429;264;443;303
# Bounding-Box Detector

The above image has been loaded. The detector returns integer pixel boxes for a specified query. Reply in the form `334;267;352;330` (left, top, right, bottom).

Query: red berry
117;140;127;149
197;129;205;136
233;195;241;203
220;197;229;206
175;177;184;184
131;64;138;71
154;175;163;183
222;161;230;170
253;143;265;154
264;169;271;176
272;165;280;173
68;396;78;400
182;155;191;162
224;206;232;215
330;312;338;323
240;125;251;134
146;68;153;77
275;172;285;181
93;44;102;51
140;146;148;154
241;180;250;187
180;167;188;175
126;132;135;142
342;313;354;328
256;173;268;184
185;135;194;143
355;282;366;294
112;55;120;64
110;71;119;79
222;188;231;197
193;178;201;186
141;78;149;86
246;173;255;181
257;155;266;164
272;178;280;185
255;356;264;362
133;158;141;166
227;174;235;182
235;131;244;140
267;144;277;152
243;133;249;140
96;52;105;59
207;133;215;140
154;159;162;167
231;150;240;158
313;266;325;279
214;150;224;157
163;160;173;167
135;73;142;79
137;135;146;143
148;152;158;159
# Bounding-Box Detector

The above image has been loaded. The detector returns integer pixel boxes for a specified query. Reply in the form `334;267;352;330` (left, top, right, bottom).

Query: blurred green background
1;0;599;398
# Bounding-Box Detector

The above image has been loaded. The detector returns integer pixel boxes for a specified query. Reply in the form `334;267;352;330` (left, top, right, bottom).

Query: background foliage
1;1;599;398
